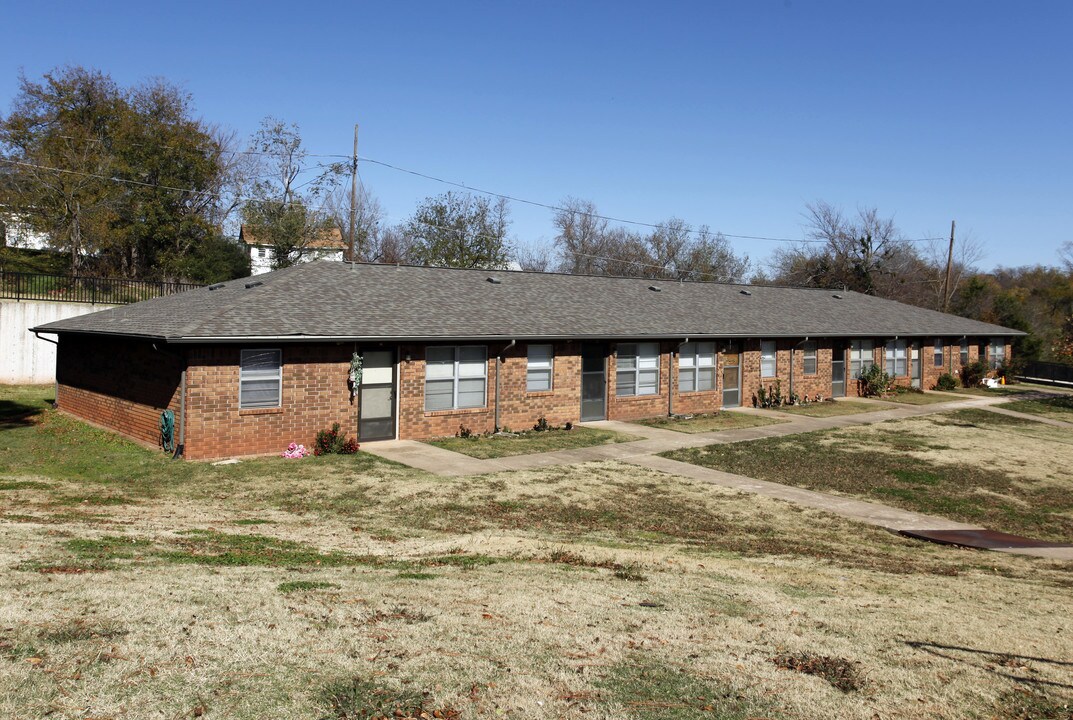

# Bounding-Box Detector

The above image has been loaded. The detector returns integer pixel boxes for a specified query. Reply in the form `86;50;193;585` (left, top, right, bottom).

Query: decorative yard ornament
348;352;363;401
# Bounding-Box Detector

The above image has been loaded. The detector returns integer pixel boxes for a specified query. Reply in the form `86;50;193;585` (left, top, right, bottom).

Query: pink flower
281;442;309;459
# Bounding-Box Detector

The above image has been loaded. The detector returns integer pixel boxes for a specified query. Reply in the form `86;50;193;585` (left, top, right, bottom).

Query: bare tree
922;230;985;311
770;201;919;298
324;183;384;262
515;242;552;272
552;197;612;274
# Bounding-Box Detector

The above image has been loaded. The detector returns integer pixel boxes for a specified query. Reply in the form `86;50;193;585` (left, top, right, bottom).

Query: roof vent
245;281;263;289
739;289;752;296
486;277;502;284
648;285;661;292
832;293;844;299
208;283;226;291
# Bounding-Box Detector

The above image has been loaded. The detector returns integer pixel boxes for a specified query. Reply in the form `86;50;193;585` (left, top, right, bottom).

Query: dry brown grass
2;389;1073;718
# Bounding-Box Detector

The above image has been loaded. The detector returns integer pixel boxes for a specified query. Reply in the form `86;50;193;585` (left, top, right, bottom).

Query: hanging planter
348;352;363;401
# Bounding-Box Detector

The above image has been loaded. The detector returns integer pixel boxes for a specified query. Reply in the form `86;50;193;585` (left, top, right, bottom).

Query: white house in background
240;225;347;275
1;212;51;251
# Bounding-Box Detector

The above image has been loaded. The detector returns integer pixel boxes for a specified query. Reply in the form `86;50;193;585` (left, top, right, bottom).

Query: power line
358;156;944;245
0;157;344;215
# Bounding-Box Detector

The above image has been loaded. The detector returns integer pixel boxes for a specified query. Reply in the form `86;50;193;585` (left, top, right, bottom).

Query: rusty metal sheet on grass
900;528;1073;550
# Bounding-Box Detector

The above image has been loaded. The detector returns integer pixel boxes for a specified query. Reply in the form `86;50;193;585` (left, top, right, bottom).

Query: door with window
831;343;846;397
910;341;922;389
580;343;607;421
359;349;396;441
721;343;742;408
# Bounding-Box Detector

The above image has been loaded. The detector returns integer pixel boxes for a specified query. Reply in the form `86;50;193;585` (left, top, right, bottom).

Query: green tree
0;67;124;274
405;192;512;269
0;66;245;281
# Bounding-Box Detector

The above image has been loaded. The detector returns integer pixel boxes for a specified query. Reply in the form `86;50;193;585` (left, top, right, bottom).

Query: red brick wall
56;335;182;449
183;344;355;460
55;334;1018;457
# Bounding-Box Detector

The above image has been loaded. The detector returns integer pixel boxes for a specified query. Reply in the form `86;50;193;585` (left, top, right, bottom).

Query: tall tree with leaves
0;67;123;274
241;118;339;270
0;65;247;281
405;191;512;269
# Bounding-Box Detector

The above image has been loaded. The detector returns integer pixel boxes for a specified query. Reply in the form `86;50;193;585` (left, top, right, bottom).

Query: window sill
525;390;555;397
677;389;718;396
239;407;284;416
614;393;662;401
424;407;489;417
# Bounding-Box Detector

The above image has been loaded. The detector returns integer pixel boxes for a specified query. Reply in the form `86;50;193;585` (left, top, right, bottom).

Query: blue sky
1;1;1070;271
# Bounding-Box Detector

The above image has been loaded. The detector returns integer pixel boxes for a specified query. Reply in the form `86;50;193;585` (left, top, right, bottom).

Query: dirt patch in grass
772;653;863;693
993;689;1073;720
634;411;786;433
38;620;127;644
277;580;339;593
663;410;1073;542
426;426;640;459
773;400;880;417
318;676;460;720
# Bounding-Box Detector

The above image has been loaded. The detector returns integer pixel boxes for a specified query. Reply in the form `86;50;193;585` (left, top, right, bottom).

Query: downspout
33;331;59;409
670;338;690;416
175;365;186;459
495;339;516;432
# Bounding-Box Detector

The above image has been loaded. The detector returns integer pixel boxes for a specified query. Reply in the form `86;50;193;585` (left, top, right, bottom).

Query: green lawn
771;400;879;417
426;425;640;459
998;394;1073;423
882;390;954;405
661;408;1073;543
634;411;786;433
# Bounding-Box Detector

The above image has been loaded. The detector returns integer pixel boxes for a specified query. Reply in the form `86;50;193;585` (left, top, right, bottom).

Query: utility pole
942;220;955;312
349;123;359;268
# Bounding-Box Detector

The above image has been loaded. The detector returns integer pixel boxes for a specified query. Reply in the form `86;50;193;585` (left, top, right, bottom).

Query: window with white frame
257;247;266;258
239;349;282;409
616;343;660;396
989;338;1006;370
678;342;716;392
885;339;908;376
934;339;944;368
424;346;487;411
960;339;969;366
526;344;553;392
849;340;874;378
760;340;777;377
801;341;818;375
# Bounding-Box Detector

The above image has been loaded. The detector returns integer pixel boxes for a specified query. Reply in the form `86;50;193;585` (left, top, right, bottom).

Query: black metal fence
0;270;202;305
1019;360;1073;386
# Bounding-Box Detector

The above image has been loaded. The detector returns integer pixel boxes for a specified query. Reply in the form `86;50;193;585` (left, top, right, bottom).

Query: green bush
858;364;894;397
933;373;959;392
313;423;358;455
960;360;988;388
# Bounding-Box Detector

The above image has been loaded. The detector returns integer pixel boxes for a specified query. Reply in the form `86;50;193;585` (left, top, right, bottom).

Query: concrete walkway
363;392;1073;560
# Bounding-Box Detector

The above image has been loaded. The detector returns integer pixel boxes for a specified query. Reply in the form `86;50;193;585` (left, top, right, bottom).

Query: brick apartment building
34;261;1021;460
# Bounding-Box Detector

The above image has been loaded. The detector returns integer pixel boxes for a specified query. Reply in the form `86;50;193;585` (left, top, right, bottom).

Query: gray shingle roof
33;261;1024;342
